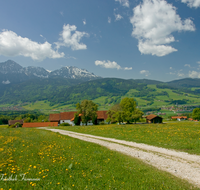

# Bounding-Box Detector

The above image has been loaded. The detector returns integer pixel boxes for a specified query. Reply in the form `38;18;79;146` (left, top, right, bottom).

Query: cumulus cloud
83;19;86;25
0;30;64;61
115;0;129;7
95;60;132;70
197;61;200;64
181;0;200;8
140;70;150;76
130;0;195;56
184;64;191;67
177;70;185;77
189;71;200;78
124;67;132;70
108;17;111;23
55;24;89;50
115;14;123;21
170;67;173;70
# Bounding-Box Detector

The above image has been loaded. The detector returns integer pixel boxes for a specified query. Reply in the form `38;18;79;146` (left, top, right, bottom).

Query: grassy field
0;128;198;189
0;125;7;128
57;121;200;155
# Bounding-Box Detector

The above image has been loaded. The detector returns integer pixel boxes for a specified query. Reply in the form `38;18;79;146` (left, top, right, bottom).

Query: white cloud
170;67;173;70
140;70;150;76
181;0;200;8
0;30;64;61
95;60;132;70
177;72;185;77
115;0;129;7
55;24;89;50
197;61;200;64
184;64;191;67
189;71;200;78
124;67;132;70
108;17;111;23
83;19;86;25
115;14;123;21
2;80;10;84
130;0;195;56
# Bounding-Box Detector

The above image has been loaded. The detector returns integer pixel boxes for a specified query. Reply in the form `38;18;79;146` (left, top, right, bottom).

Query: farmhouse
97;111;108;123
49;113;60;123
146;114;163;123
49;111;108;126
8;120;23;126
60;112;76;126
171;116;187;121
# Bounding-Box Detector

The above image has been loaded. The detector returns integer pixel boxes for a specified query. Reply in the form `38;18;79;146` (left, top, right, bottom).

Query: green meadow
0;127;199;189
58;121;200;155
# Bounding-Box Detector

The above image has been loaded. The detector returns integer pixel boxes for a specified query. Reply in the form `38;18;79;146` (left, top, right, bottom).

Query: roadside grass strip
57;122;200;155
45;128;200;188
0;128;198;190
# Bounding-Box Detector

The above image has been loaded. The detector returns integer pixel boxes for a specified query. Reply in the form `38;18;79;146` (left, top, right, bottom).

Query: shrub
7;122;22;128
99;121;105;125
59;123;71;126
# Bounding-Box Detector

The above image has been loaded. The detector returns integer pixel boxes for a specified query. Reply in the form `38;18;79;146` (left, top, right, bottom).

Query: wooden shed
8;120;23;126
146;114;163;123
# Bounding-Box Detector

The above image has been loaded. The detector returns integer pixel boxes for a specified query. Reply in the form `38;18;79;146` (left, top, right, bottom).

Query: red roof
171;116;187;119
97;111;108;120
146;114;159;120
70;111;108;121
50;111;108;122
60;112;76;120
49;114;60;122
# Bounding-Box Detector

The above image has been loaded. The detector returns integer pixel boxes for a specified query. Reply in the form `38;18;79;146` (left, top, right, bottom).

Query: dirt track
43;128;200;188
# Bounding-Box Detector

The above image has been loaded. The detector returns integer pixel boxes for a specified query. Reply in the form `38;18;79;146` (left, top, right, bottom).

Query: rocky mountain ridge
0;60;101;84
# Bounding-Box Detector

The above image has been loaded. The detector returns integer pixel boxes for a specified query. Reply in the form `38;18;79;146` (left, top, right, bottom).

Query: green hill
1;77;200;111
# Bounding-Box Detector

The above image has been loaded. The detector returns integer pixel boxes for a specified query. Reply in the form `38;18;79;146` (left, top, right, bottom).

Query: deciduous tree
192;108;200;121
76;100;98;125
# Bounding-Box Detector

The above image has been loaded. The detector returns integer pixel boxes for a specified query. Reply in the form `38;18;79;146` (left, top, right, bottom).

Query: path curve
43;128;200;188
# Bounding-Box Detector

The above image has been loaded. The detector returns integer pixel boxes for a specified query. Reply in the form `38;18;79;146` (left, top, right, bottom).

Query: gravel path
44;128;200;188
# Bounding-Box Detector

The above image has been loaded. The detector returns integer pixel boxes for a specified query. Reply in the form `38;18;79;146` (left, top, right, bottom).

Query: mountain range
1;60;200;110
0;60;101;85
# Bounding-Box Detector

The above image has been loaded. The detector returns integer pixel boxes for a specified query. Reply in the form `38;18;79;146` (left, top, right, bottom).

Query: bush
99;121;105;125
7;122;22;128
59;123;71;126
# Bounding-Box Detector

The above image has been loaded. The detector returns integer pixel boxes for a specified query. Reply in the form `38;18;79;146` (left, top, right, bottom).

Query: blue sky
0;0;200;82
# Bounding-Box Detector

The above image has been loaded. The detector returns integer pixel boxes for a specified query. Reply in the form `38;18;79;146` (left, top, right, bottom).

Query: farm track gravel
43;128;200;188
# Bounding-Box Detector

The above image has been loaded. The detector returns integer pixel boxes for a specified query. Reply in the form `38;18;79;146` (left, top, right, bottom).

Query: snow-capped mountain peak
0;60;101;84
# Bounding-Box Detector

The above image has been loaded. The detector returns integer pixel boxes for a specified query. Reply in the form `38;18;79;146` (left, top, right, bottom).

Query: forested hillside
1;77;200;110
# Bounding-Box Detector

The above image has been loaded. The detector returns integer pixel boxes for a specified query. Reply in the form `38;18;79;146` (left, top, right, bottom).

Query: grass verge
0;128;198;189
57;121;200;155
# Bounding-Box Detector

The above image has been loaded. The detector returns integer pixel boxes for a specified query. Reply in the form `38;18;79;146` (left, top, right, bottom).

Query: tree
76;100;98;125
132;109;144;124
114;111;125;124
192;108;200;120
120;97;137;123
74;113;80;126
106;104;122;123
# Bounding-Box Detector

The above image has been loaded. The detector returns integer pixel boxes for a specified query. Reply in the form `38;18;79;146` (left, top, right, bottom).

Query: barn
146;114;163;123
